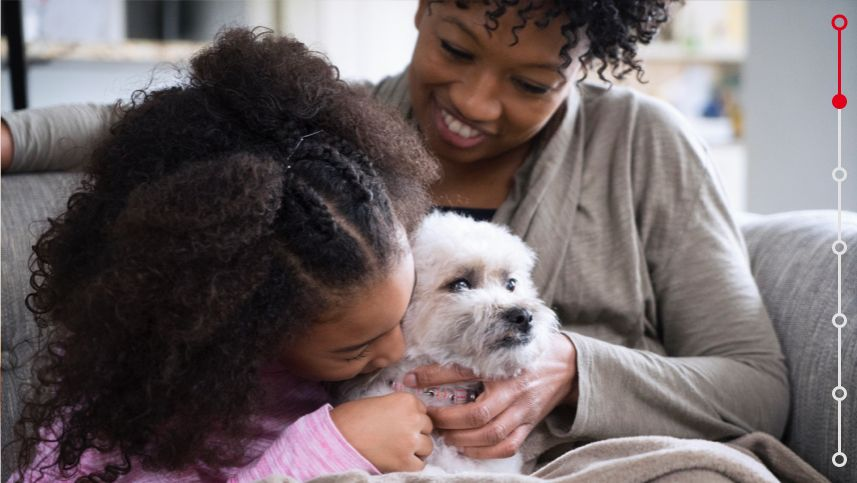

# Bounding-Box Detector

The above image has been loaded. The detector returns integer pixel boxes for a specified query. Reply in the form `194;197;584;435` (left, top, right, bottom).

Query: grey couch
2;171;855;482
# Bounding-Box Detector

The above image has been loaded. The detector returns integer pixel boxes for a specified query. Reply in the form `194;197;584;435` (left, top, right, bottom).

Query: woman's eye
514;78;550;95
506;278;517;292
449;278;472;292
441;40;473;61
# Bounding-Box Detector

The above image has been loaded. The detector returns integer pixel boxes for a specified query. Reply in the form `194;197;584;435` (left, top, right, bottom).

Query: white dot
832;167;848;182
832;240;847;255
833;452;847;467
832;313;847;328
833;386;847;401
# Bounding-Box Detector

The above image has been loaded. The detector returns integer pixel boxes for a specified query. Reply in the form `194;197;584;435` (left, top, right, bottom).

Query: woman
376;0;788;465
2;0;791;475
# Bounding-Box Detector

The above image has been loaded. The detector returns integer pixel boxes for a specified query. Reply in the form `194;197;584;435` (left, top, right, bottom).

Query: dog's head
404;211;559;378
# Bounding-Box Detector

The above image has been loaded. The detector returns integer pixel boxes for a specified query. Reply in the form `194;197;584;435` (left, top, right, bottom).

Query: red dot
833;94;848;109
832;14;847;31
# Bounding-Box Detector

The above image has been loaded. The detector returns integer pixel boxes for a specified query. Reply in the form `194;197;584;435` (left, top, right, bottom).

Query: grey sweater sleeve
3;103;120;172
544;101;789;444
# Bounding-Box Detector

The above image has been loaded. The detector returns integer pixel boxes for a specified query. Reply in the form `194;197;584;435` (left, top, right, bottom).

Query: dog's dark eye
449;278;472;292
506;279;517;292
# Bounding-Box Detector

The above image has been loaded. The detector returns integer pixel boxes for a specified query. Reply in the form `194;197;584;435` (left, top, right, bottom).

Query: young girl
10;29;438;481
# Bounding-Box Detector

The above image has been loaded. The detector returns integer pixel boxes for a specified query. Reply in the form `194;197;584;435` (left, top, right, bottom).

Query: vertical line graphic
830;13;848;470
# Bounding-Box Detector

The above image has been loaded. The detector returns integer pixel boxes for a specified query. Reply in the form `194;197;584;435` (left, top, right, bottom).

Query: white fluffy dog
337;211;559;473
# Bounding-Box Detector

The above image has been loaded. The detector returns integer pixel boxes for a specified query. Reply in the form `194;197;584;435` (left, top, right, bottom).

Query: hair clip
285;129;323;168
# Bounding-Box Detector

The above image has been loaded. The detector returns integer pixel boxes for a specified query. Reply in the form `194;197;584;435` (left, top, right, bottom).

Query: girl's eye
345;348;369;362
448;278;472;292
441;40;473;61
514;78;550;95
506;279;517;292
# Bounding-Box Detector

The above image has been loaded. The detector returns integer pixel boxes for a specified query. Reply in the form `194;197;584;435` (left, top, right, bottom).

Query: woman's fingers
457;424;532;460
428;379;519;430
405;363;478;388
440;402;527;447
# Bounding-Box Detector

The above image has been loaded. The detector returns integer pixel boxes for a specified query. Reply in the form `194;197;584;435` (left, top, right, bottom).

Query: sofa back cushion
742;210;857;483
1;172;80;481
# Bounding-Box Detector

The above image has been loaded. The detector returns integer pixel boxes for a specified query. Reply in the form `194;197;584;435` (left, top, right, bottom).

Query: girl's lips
432;102;487;149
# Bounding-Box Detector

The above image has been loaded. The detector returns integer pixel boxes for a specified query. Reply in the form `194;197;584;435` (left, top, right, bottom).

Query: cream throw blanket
258;432;826;483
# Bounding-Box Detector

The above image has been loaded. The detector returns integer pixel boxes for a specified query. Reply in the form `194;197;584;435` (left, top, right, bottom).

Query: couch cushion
1;172;80;481
741;210;857;483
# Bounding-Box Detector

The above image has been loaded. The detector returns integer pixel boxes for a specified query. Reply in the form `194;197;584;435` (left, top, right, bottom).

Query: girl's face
279;249;415;382
408;0;579;166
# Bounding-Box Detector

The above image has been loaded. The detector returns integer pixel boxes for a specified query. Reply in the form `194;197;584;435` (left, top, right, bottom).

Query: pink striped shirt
10;365;379;482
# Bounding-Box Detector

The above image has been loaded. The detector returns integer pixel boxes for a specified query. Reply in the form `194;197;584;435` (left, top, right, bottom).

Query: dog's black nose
503;308;532;331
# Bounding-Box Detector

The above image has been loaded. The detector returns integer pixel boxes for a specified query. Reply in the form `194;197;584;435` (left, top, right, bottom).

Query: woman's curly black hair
429;0;679;81
13;28;438;481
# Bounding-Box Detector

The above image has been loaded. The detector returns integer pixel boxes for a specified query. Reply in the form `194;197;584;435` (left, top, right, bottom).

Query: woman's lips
432;102;487;149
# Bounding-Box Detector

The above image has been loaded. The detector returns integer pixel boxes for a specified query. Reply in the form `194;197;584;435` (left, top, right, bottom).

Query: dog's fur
337;211;559;473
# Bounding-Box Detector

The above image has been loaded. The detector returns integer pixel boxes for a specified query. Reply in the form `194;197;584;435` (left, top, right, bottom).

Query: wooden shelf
640;41;745;64
1;39;205;64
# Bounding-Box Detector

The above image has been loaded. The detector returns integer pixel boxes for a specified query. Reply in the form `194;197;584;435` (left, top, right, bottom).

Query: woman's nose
449;69;502;123
370;325;406;369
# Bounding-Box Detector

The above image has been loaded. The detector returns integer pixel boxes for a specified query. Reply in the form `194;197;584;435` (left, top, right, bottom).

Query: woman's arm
547;100;789;443
1;103;119;173
0;74;392;173
2;119;14;170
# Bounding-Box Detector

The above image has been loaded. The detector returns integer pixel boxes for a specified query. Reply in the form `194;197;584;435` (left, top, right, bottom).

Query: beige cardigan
372;71;788;465
5;72;789;468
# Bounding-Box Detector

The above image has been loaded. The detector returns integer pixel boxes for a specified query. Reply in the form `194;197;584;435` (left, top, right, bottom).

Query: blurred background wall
1;0;855;213
744;0;856;214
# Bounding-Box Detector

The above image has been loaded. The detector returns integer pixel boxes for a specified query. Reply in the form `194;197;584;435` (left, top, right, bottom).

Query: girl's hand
331;392;433;472
404;333;578;459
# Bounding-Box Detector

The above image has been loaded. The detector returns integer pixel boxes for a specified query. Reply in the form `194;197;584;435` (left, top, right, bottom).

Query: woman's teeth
442;109;481;139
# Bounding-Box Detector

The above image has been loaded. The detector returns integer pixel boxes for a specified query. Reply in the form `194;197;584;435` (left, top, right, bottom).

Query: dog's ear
519;241;538;274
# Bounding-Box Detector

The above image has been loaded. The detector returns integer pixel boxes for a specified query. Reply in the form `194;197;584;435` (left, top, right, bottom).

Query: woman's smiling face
408;0;579;166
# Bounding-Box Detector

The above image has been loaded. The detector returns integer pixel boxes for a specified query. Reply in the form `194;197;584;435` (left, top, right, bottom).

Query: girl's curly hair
13;28;438;481
429;0;679;82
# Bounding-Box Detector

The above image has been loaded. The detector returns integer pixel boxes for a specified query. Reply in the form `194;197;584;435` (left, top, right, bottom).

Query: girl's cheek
372;327;407;369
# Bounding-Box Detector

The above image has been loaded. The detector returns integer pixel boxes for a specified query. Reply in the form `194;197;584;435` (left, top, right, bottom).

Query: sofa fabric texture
742;210;856;482
2;172;855;482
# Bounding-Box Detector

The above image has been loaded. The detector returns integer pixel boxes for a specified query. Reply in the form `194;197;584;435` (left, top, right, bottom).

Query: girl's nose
449;69;502;123
370;324;406;369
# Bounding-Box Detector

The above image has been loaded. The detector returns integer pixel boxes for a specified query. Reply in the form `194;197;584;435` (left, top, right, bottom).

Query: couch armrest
741;210;856;483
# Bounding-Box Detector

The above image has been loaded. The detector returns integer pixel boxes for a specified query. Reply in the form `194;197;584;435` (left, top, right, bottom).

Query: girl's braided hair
429;0;679;82
13;28;438;481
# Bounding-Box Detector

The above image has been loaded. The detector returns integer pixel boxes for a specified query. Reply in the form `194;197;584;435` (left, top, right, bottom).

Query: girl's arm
228;404;379;482
1;103;118;173
9;405;378;483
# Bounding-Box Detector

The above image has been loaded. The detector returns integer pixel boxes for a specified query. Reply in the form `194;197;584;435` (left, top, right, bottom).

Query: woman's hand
1;120;14;171
404;332;578;459
331;392;434;473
